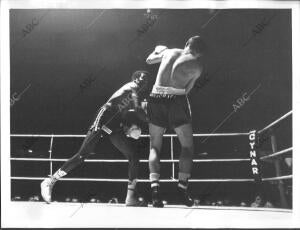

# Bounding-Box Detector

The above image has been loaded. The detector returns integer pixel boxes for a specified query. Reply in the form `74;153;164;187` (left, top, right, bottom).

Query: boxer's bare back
147;47;203;93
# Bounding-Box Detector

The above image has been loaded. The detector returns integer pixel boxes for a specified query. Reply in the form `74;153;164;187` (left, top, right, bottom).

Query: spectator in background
71;197;79;203
250;194;275;208
194;198;201;206
28;195;40;201
216;200;223;206
12;195;22;201
138;197;146;204
284;157;292;168
89;198;97;203
240;201;247;207
264;200;274;208
108;197;119;204
162;200;168;206
251;195;263;207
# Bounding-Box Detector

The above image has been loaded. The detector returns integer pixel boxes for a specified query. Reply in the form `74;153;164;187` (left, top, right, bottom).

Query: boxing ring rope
10;144;293;162
10;158;251;162
258;110;292;134
10;132;250;138
171;136;175;179
10;175;292;182
256;110;292;208
10;110;292;207
11;132;251;183
49;134;54;175
260;147;292;160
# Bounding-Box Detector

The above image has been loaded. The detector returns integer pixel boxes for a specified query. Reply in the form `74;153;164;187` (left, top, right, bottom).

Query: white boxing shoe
41;177;56;204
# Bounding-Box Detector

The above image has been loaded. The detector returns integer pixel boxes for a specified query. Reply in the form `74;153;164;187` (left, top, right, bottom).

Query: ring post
49;134;54;176
171;136;175;180
270;129;288;208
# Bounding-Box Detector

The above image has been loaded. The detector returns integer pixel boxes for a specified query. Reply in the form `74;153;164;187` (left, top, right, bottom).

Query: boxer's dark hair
131;70;150;82
131;70;151;93
185;36;206;54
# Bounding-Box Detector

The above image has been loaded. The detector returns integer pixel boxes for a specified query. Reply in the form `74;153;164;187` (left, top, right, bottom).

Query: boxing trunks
147;85;192;129
89;104;122;134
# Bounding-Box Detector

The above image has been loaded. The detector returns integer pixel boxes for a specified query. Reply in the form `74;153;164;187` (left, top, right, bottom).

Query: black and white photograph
1;0;300;228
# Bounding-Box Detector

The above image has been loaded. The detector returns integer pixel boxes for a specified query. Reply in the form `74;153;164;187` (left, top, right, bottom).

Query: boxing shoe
151;186;164;208
178;187;194;207
41;177;56;204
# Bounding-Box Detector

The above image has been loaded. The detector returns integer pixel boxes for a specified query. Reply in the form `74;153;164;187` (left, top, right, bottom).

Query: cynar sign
248;130;262;183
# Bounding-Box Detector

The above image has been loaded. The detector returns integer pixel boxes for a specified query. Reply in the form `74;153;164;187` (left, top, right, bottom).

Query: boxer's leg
109;131;146;206
174;123;194;180
41;129;101;203
55;129;100;178
149;123;165;207
171;96;194;206
147;95;168;207
174;123;194;206
53;105;108;179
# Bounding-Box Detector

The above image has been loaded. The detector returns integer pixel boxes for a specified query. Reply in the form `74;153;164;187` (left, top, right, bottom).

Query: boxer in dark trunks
146;36;205;207
41;71;150;206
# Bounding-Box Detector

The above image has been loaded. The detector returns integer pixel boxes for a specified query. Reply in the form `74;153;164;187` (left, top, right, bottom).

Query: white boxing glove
126;125;142;140
154;45;168;54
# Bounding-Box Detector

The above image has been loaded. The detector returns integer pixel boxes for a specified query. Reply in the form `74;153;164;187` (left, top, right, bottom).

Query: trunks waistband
151;85;186;95
150;93;181;99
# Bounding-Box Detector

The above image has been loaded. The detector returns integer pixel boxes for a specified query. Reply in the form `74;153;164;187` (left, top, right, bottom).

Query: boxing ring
8;110;294;228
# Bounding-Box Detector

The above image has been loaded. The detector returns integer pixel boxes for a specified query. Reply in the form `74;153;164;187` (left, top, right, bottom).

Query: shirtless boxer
41;71;150;206
146;36;205;207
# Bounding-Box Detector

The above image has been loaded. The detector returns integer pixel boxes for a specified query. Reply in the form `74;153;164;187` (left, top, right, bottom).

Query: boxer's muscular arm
112;83;148;123
185;62;203;94
130;88;149;122
186;72;202;94
146;45;168;64
186;78;198;94
131;89;139;108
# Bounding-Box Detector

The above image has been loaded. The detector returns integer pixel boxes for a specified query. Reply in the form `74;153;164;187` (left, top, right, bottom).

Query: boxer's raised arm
146;45;168;64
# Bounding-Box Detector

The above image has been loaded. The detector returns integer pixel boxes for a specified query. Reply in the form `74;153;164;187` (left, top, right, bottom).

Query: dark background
10;9;292;206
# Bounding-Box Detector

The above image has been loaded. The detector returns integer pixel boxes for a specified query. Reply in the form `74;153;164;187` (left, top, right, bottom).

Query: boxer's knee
149;147;160;173
149;147;160;163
